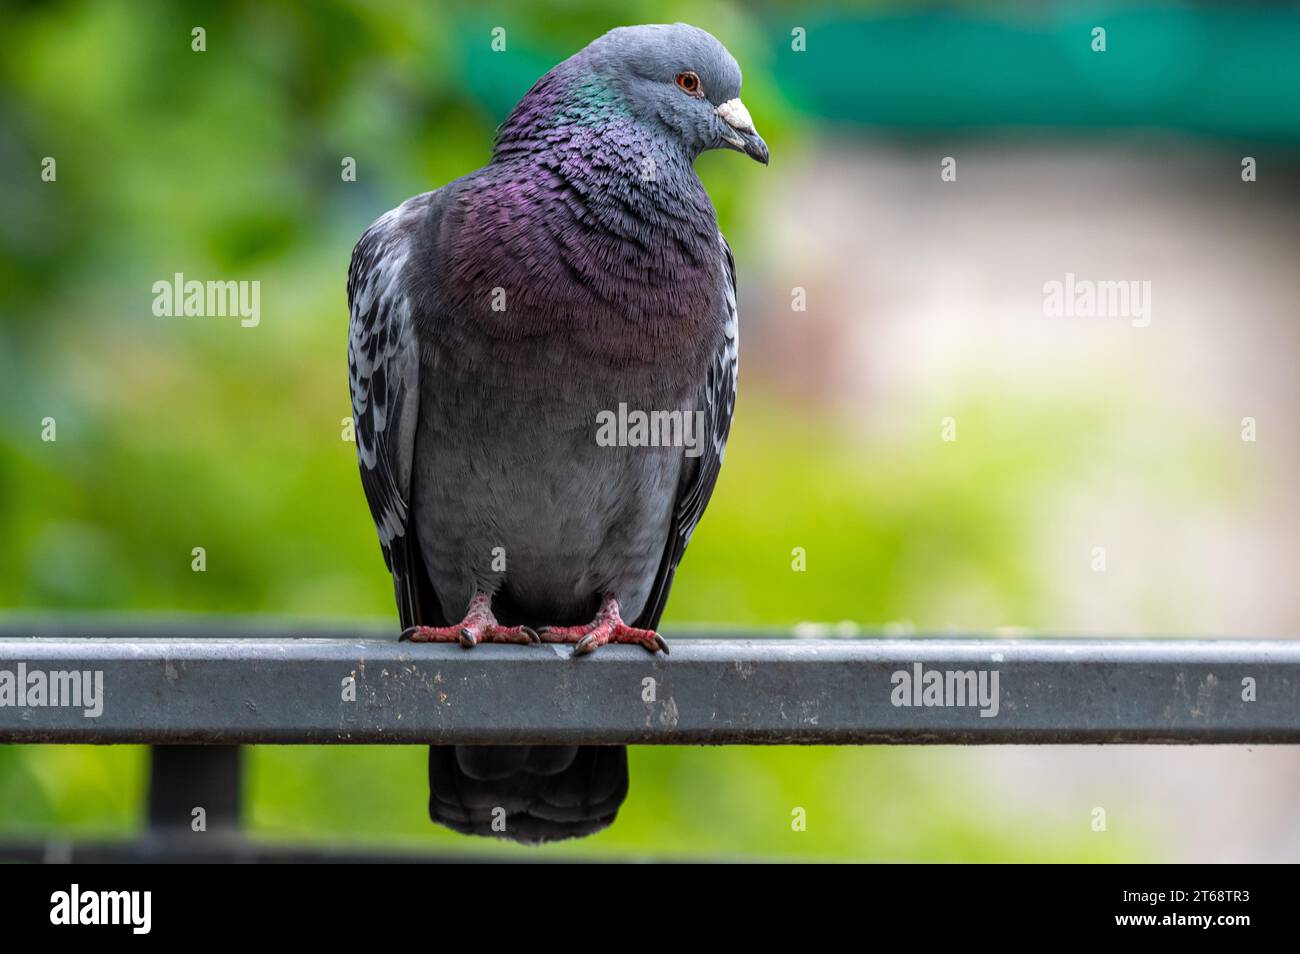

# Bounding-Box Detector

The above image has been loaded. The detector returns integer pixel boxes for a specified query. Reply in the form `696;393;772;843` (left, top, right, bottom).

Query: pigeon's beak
715;98;769;165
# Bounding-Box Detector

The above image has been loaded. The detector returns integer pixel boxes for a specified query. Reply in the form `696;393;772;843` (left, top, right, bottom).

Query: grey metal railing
2;621;1297;863
1;625;1297;744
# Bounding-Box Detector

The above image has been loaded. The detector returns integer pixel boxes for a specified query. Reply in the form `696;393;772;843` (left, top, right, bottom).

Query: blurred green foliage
3;0;1265;860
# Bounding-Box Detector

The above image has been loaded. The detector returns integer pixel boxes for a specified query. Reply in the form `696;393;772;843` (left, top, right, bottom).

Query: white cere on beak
715;98;756;135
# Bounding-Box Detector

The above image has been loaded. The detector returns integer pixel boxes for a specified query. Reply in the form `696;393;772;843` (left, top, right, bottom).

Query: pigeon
347;23;767;844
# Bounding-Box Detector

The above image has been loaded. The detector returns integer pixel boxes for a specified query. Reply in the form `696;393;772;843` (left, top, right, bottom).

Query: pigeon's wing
347;199;443;630
636;234;740;631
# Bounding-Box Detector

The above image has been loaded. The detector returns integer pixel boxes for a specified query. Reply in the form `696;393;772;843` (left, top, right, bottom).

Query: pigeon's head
583;23;769;165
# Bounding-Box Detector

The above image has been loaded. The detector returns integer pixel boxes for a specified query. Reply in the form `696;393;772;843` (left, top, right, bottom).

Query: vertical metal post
147;745;243;833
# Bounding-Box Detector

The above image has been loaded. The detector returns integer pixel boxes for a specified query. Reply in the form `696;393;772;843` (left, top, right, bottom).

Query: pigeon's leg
538;595;669;656
400;593;540;648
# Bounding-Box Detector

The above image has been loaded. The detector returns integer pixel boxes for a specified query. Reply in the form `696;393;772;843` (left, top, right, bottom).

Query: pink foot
399;594;540;648
538;595;669;656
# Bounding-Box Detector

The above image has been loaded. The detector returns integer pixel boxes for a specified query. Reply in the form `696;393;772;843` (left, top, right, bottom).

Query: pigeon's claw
401;622;539;646
399;594;540;647
538;595;669;657
459;622;540;647
575;624;667;656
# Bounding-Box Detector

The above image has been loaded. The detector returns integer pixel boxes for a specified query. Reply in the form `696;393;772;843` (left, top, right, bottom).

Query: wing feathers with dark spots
347;198;440;628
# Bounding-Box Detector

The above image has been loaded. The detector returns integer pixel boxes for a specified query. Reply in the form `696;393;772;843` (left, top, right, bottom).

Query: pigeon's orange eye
675;71;702;97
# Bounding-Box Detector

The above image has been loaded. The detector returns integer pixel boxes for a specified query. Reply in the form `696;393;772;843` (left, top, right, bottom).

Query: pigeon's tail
427;744;628;844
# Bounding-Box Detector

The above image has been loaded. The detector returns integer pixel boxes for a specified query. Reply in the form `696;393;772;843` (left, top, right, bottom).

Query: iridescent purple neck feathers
437;60;724;364
493;58;626;162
